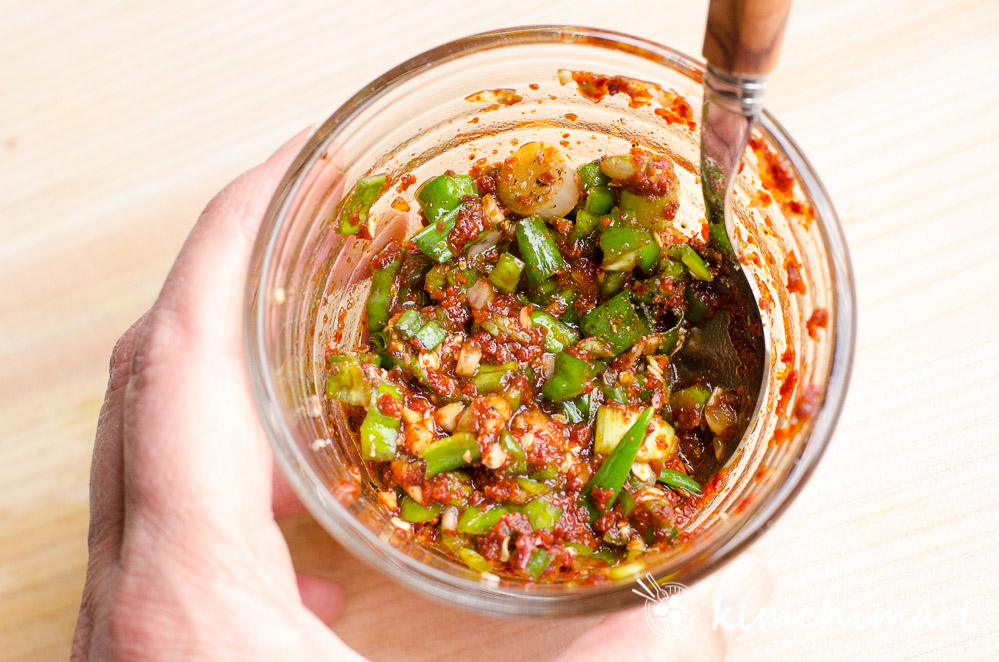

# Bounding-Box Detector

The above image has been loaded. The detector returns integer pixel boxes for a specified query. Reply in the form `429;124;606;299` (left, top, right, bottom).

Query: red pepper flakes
748;137;794;201
785;251;806;294
806;308;828;339
396;173;416;192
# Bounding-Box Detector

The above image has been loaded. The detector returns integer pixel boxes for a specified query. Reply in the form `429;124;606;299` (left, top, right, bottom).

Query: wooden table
2;1;997;659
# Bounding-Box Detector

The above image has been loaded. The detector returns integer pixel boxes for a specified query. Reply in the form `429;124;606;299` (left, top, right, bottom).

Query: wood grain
2;1;998;660
703;0;792;75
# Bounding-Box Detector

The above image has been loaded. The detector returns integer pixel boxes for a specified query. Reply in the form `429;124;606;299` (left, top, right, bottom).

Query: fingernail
710;554;773;644
271;124;315;158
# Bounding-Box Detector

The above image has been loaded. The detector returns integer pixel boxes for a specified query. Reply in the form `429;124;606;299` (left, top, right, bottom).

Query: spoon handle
702;0;792;75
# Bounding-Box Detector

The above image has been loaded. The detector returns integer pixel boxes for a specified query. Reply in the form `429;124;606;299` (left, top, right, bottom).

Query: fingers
296;574;346;625
272;460;306;519
120;127;314;537
87;312;150;564
555;555;773;662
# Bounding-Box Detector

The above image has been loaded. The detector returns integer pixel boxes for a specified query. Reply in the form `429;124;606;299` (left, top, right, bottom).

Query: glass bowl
245;26;855;616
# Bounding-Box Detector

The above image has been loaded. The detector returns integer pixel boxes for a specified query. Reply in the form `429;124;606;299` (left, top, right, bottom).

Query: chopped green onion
488;253;525;293
394;309;424;338
658;468;703;494
413;319;446;351
400;496;443;522
584;407;654;515
420;433;481;478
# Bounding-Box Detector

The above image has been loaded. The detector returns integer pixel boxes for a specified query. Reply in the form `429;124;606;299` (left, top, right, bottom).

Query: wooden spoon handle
702;0;792;75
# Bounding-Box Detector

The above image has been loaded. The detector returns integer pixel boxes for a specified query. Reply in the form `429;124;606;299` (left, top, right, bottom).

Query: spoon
700;0;792;246
674;0;791;463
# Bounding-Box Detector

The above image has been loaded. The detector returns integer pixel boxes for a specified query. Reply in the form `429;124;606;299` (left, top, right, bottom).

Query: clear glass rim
245;25;857;616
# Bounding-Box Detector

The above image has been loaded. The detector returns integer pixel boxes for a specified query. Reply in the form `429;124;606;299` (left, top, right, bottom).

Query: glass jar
244;26;855;616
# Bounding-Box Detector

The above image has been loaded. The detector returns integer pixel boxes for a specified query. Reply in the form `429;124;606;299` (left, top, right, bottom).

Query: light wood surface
2;1;998;660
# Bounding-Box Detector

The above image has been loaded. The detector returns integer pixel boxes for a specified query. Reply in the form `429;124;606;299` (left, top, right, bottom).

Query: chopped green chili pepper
334;175;386;235
472;362;517;394
413;320;446;351
542;351;602;402
458;547;492;572
708;222;734;253
617;488;637;516
590;548;620;564
325;352;378;405
359;383;402;461
598;270;629;298
488;252;525;293
500;431;528;475
420;432;481;478
523;497;563;530
580;291;651;356
423;263;448;294
658;468;703;494
516;216;569;285
526;548;552;580
659;258;688;281
584;407;654;515
529;466;559;481
571;210;600;240
400;496;443;523
617;189;677;232
599;226;661;273
564;542;594;557
530;308;579;353
667;244;713;281
411;207;460;263
685;285;709;322
515;476;550;495
586;186;615;214
457;504;509;534
416;173;477;224
529;278;558;305
578;160;610;190
366;256;401;342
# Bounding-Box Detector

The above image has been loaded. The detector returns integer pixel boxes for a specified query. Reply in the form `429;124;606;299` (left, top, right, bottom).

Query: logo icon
634;574;699;637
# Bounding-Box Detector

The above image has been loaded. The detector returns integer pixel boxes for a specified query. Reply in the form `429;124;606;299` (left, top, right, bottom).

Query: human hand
72;129;772;661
